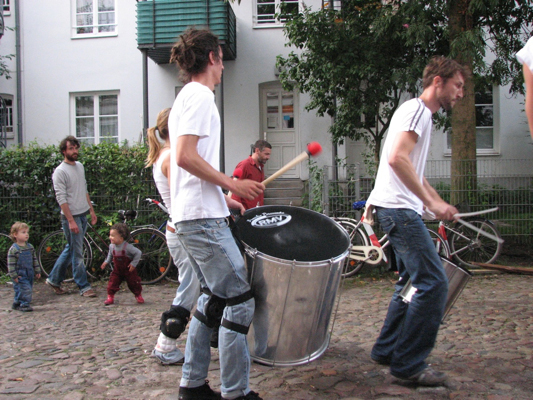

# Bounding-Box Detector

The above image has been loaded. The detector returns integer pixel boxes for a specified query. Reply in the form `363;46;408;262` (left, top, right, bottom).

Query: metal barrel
236;206;351;366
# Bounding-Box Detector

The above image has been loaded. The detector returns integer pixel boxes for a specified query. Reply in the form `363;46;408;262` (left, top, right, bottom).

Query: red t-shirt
231;156;264;209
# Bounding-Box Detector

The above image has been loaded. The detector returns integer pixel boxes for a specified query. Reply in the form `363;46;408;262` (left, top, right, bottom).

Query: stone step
264;188;304;198
264;197;303;207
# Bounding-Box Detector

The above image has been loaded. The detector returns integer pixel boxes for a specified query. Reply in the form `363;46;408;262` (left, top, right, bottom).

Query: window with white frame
73;0;116;38
72;92;118;144
0;95;13;137
254;0;300;27
446;83;498;155
2;0;10;14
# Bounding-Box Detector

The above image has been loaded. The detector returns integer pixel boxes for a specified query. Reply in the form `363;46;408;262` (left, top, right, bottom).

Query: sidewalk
1;273;532;399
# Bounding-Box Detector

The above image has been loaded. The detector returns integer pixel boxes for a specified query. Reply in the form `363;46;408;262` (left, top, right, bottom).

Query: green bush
0;141;158;247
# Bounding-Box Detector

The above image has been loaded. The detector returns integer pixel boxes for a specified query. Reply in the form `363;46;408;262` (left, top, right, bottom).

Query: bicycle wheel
334;218;370;277
427;228;451;259
129;228;171;284
448;218;503;268
38;230;94;281
0;233;12;274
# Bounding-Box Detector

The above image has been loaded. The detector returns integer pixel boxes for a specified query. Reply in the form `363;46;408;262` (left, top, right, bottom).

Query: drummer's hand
225;195;246;215
230;179;264;201
427;200;458;221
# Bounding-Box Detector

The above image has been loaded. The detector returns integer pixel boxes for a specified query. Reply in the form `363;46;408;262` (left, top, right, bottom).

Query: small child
7;222;41;312
100;223;144;305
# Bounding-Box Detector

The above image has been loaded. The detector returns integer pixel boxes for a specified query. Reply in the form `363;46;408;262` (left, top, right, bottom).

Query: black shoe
18;305;33;312
371;354;391;366
226;391;263;400
179;380;221;400
11;303;20;310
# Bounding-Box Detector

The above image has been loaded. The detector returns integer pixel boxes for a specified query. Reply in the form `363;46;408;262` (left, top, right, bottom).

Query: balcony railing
136;0;236;64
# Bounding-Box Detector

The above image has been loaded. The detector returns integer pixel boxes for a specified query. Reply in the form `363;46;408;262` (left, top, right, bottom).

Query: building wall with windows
2;0;530;178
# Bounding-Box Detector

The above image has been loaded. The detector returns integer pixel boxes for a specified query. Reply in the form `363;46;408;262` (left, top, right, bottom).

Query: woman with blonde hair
146;108;200;365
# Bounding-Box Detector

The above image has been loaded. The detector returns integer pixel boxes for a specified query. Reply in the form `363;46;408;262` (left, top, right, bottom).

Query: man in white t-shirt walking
167;28;264;400
367;56;465;386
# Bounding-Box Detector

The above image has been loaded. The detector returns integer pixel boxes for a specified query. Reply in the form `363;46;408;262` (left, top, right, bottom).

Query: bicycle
430;207;503;268
333;201;450;278
37;200;171;285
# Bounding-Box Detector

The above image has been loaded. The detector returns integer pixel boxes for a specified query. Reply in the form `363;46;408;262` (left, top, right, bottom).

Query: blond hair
10;222;29;242
145;108;171;168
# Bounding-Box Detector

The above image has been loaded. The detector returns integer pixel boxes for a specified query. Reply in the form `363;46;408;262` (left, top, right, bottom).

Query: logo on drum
249;212;292;228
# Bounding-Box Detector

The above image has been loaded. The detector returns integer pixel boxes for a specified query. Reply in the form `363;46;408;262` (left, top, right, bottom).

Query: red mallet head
232;167;243;179
307;142;322;157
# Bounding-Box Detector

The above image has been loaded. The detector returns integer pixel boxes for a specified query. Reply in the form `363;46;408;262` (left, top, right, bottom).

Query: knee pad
194;290;254;335
160;305;190;339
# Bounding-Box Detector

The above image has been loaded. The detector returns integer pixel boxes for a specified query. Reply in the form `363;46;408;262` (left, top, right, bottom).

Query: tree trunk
449;0;477;207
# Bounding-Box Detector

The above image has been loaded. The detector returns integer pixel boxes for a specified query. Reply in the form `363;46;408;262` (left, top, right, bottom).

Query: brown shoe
81;289;97;297
46;280;67;295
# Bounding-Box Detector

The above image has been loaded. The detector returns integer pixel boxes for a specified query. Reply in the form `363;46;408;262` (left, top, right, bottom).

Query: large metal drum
236;206;351;366
400;257;473;321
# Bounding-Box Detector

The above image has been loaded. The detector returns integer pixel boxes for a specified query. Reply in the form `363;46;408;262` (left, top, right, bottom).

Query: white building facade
0;0;531;179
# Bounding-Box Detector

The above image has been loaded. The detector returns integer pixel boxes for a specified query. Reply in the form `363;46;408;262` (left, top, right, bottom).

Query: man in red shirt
231;140;272;209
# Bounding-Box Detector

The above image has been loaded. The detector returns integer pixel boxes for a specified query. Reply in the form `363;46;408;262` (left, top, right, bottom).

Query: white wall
0;5;18;146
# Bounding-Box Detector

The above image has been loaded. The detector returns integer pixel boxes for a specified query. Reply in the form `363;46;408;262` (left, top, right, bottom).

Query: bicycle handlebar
145;198;169;215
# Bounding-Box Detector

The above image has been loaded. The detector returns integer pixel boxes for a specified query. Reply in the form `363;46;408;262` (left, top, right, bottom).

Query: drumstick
262;142;322;186
455;217;504;244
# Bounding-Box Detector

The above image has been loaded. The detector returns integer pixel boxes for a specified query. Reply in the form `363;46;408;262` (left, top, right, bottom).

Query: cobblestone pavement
1;273;532;400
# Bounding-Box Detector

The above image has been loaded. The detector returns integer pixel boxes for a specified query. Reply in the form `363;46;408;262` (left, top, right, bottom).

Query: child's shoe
135;294;145;304
18;305;33;312
104;295;114;305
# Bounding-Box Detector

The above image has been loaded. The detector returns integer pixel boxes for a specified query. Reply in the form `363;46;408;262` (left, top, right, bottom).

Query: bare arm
523;64;533;140
86;193;97;225
389;130;457;220
176;135;264;200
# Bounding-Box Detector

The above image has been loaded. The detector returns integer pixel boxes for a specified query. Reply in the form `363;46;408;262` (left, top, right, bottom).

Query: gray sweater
52;161;90;216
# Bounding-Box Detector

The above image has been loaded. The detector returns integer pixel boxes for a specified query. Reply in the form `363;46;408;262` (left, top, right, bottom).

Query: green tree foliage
277;0;533;171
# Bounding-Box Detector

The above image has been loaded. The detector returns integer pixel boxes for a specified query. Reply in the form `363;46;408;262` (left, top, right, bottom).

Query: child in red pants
100;223;144;305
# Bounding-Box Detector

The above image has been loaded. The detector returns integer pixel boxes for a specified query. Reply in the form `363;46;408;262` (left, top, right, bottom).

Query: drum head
236;206;350;262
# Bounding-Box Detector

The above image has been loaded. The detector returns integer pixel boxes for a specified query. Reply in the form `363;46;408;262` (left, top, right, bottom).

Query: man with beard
366;56;465;386
46;136;97;297
231;139;272;209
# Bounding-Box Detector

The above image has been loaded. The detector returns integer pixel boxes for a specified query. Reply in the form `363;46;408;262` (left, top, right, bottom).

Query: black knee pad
160;305;190;339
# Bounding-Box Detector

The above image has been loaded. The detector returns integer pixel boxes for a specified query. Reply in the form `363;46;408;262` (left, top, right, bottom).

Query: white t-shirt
517;37;533;71
169;82;229;222
153;148;171;212
367;98;433;215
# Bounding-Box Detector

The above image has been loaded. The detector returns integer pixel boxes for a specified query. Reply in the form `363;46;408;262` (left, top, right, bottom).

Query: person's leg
124;267;142;297
372;208;448;379
167;230;201;311
69;215;91;293
107;268;122;296
46;217;74;287
177;218;253;399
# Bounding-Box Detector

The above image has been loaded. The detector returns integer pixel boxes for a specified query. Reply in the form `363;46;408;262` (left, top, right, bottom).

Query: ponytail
145;108;172;168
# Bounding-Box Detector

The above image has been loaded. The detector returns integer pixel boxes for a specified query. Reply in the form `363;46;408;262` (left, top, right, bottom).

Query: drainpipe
142;49;149;141
14;0;23;145
219;72;225;173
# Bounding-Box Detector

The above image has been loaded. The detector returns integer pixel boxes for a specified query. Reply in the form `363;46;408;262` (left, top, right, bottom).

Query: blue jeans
166;229;201;311
371;207;448;379
176;218;254;399
47;215;91;294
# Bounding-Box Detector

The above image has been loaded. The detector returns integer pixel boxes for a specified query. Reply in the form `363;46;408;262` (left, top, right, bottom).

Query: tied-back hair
145;108;171;168
169;27;220;83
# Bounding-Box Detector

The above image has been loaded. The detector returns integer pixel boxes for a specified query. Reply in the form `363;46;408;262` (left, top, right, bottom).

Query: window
72;92;118;144
2;0;10;14
0;95;13;139
73;0;116;38
254;0;300;27
446;83;499;155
